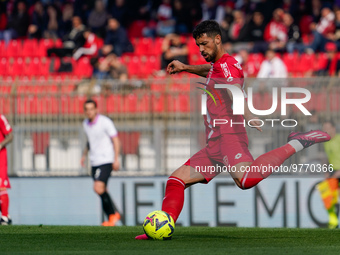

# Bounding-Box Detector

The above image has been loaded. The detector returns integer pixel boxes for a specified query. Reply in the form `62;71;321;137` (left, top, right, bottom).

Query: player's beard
205;44;218;62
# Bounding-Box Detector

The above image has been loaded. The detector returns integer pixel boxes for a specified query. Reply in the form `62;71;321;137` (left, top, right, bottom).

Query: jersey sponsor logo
234;62;242;70
220;62;230;77
235;153;242;159
0;115;11;132
94;168;101;179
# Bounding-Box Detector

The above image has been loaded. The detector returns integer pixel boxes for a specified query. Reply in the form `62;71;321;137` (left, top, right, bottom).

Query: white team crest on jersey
220;62;230;77
223;155;229;166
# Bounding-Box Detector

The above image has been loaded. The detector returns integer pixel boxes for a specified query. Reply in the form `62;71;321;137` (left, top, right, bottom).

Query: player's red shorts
0;155;11;189
184;133;254;183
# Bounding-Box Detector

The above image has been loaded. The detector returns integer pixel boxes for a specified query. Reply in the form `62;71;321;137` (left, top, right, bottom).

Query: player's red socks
0;190;9;217
240;144;296;189
161;176;185;223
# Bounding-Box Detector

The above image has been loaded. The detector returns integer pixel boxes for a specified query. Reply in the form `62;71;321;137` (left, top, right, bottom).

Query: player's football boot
0;215;12;225
102;212;121;226
287;130;331;148
135;234;149;240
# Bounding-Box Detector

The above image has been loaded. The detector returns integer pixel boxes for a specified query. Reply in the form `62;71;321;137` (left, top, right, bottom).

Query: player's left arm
0;115;13;150
0;132;13;150
111;136;120;171
225;83;262;132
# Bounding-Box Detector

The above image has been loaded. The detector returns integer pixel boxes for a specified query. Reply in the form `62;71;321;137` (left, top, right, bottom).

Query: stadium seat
5;40;22;58
22;39;39;57
128;20;147;38
298;54;315;74
127;56;141;78
154;37;164;56
74;57;93;77
106;94;123;113
187;37;199;55
0;41;5;57
0;57;8;76
37;39;54;57
8;57;25;77
134;37;154;55
283;52;299;73
123;94;137;113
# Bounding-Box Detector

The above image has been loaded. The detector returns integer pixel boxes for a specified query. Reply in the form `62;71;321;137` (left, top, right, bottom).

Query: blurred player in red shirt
0;114;13;225
135;20;331;239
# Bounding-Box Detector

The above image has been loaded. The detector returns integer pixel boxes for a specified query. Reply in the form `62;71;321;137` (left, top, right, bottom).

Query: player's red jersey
203;53;246;140
0;114;12;161
0;114;12;188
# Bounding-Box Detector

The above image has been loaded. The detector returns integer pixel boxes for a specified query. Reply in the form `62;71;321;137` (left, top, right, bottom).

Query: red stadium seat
22;39;39;57
134;38;155;55
128;20;147;38
127;56;141;78
283;52;299;73
8;57;25;77
0;41;5;57
74;57;93;77
187;37;199;55
5;40;22;58
298;54;315;73
106;94;123;113
0;57;8;76
37;39;55;57
154;37;164;56
137;94;151;113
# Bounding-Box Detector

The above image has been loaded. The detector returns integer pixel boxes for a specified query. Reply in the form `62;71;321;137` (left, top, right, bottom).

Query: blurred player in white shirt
81;99;121;226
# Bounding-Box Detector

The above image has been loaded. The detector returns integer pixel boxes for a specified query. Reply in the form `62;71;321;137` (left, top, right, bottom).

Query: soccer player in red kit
136;20;331;239
0;114;13;225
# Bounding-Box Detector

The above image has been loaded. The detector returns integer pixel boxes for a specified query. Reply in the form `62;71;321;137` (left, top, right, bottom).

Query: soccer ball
143;210;175;240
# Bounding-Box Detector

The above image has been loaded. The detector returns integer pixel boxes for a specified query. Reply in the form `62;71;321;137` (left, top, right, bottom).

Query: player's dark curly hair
192;20;222;40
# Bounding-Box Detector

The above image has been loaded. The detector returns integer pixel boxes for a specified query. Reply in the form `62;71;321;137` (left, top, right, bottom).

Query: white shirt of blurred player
83;114;118;166
257;56;288;78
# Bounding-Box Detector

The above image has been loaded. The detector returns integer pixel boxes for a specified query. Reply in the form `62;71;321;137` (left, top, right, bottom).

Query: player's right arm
81;141;89;167
167;60;211;77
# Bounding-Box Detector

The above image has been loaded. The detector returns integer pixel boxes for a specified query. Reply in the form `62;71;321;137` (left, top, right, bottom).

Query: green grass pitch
1;226;340;255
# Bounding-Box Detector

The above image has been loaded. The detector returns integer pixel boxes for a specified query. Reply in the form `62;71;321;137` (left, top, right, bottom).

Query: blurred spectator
44;5;59;39
111;0;129;28
316;42;340;76
156;0;175;36
73;30;100;60
102;18;133;57
248;11;266;42
310;0;322;22
87;0;108;38
92;54;128;91
173;0;191;34
201;0;224;24
306;7;335;53
47;16;85;58
58;3;74;39
0;0;29;43
328;9;340;50
229;10;248;43
28;1;46;39
257;49;288;78
235;49;261;78
264;8;288;52
284;13;302;53
161;33;188;70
